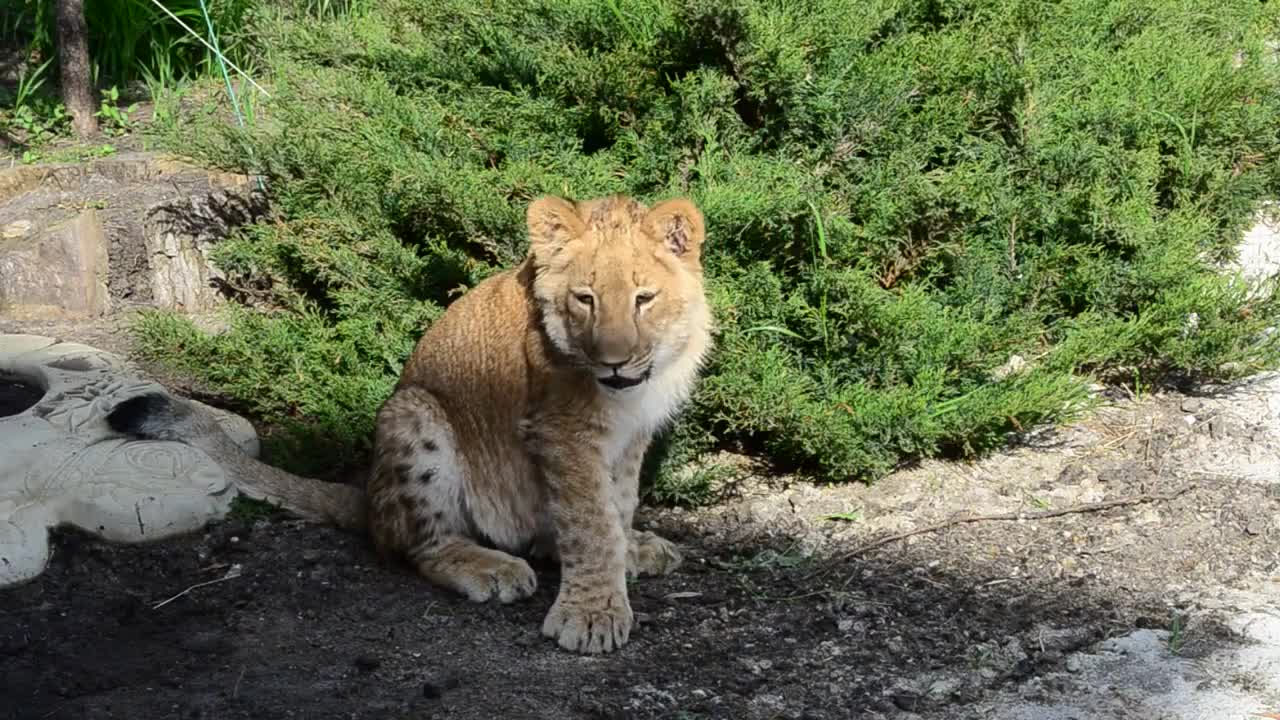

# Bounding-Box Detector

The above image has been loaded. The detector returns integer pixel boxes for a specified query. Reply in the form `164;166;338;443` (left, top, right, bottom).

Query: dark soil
0;498;1214;720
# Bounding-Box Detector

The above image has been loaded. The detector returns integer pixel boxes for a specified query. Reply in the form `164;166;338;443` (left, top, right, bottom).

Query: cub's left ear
645;198;705;260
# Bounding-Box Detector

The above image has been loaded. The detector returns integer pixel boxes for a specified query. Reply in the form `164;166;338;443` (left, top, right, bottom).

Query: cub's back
397;262;536;414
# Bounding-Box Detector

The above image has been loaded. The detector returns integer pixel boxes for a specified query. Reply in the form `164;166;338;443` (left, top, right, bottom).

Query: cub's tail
107;393;368;531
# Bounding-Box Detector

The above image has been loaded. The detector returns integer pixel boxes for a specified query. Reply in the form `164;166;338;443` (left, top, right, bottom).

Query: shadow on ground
0;507;1175;720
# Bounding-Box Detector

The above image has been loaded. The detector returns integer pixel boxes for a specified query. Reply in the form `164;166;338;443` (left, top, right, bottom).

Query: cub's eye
573;293;594;307
635;291;657;308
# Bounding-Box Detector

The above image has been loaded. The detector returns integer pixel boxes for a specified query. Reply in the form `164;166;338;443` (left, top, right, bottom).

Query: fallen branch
807;485;1194;585
152;564;243;609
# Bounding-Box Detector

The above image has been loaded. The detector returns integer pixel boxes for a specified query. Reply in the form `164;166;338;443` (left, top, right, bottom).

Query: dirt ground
4;312;1280;719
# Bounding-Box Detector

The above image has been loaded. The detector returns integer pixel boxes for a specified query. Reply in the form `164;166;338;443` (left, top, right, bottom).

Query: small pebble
422;674;460;700
353;655;380;673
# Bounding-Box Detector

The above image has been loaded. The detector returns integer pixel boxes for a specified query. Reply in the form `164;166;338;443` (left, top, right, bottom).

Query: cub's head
526;194;709;390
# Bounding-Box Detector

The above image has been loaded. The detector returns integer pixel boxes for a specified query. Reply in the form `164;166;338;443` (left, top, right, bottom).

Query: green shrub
136;0;1280;496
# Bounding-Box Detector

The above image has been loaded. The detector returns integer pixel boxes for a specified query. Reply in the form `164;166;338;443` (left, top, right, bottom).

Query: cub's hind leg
368;385;536;604
613;434;683;579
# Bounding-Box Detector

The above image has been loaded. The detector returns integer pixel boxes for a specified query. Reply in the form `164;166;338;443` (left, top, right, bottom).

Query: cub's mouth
597;367;651;390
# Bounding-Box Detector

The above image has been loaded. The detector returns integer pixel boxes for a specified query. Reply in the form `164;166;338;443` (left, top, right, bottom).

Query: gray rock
0;210;109;319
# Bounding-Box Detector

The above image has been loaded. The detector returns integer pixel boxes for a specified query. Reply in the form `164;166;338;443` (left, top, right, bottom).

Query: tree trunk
55;0;97;137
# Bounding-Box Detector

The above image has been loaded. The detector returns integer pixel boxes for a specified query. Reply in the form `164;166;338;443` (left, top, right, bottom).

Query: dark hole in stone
0;372;44;417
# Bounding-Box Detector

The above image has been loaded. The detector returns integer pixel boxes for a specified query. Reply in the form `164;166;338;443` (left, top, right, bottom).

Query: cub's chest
600;378;694;467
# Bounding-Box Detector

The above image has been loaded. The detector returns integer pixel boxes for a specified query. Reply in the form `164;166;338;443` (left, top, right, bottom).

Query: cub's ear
645;198;705;260
527;196;585;261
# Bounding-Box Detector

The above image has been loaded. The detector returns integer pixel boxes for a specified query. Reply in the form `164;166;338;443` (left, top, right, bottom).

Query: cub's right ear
527;196;586;262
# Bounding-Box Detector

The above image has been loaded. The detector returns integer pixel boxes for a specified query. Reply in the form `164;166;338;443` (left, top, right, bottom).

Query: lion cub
368;195;711;653
108;194;712;654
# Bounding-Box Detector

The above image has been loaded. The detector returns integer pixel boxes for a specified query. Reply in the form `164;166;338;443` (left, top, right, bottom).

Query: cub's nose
590;344;634;369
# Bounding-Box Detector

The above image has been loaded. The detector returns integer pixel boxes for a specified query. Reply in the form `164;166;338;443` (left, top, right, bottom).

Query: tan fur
123;194;712;655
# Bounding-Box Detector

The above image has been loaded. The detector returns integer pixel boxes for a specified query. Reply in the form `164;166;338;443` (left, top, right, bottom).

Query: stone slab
0;333;259;587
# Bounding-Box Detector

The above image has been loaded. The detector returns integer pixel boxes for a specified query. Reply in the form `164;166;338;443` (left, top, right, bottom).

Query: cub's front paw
541;589;633;654
627;530;683;579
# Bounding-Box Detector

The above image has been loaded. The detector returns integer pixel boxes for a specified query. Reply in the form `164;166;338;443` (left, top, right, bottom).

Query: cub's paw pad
627;530;683;579
541;592;633;654
458;555;537;604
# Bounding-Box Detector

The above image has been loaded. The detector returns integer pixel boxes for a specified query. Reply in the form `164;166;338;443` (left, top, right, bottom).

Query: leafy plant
134;0;1280;501
139;36;179;104
1168;614;1186;655
20;143;117;165
301;0;366;20
1;57;67;146
12;57;54;110
5;100;69;147
821;510;863;523
95;86;140;136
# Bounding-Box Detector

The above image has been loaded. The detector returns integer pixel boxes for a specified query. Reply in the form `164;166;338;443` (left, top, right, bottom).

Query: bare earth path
3;310;1279;719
